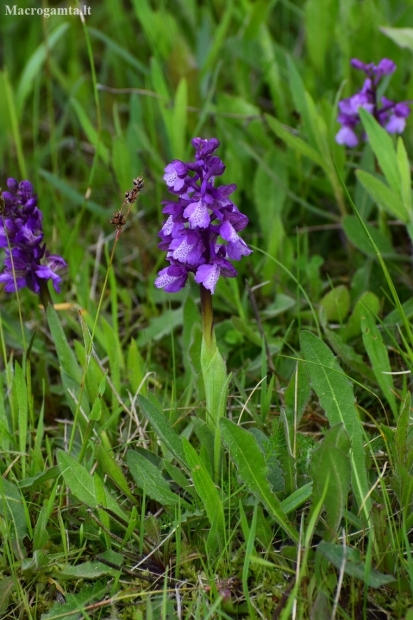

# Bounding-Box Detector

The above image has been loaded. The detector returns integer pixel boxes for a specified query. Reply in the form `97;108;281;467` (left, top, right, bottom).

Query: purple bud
6;178;18;193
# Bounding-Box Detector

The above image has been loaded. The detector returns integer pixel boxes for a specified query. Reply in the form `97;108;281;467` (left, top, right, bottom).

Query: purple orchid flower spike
0;178;67;302
336;59;411;147
155;137;252;349
155;138;252;296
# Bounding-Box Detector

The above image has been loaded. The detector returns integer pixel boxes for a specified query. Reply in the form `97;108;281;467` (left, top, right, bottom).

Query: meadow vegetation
2;0;413;618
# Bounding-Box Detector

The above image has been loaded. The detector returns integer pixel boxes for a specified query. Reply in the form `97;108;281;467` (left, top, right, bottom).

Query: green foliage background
2;0;413;618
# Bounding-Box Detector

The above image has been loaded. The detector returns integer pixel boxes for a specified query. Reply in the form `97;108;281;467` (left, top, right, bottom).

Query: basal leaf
361;311;398;418
300;331;371;520
0;478;27;546
136;395;186;466
311;424;351;540
320;285;350;322
317;541;395;588
343;215;394;257
182;439;225;553
126;450;188;508
95;443;135;503
355;170;407;222
265;115;323;167
57;451;126;519
342;292;380;341
220;418;298;542
358;108;401;196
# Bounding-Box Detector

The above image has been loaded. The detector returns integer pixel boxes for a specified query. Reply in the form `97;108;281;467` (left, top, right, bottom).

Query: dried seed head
110;210;126;231
124;176;144;205
133;176;144;191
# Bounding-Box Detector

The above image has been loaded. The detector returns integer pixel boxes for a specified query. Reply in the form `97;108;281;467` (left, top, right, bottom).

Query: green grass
2;0;413;617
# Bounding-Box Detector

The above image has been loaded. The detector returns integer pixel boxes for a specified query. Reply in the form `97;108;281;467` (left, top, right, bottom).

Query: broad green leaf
274;412;295;495
112;134;133;194
393;463;413;510
322;327;376;383
253;147;288;246
284;362;311;430
136;395;186;466
280;483;313;514
0;577;14;614
100;316;123;393
265;115;323;167
317;541;395;588
172;78;188;160
19;466;60;489
361;312;398;418
182;439;225;553
126;450;188;508
57;451;126;519
0;478;27;546
191;417;215;470
343;215;394;257
286;55;317;149
260;25;287;121
248;428;284;493
39;169;107;217
2;69;26;178
262;294;296;318
300;331;371;520
163;461;200;502
70;98;109;165
14;362;28;477
397;137;412;217
46;306;82;383
201;0;234;75
359;108;401;195
355;170;407;222
40;580;108;620
320;285;350;322
137;307;183;347
342;292;380;341
16;23;69;115
311;424;351;540
127;339;146;396
384;298;413;326
88;27;148;75
395;394;412;465
231;316;262;346
95;443;135;502
304;0;339;77
201;339;229;429
220;418;298;542
60;560;118;580
33;505;50;551
380;26;413;52
46;308;89;415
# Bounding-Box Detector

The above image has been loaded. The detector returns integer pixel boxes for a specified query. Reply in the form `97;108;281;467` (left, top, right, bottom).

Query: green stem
200;284;214;350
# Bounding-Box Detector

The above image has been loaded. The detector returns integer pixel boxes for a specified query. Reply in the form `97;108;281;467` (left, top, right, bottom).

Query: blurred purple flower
336;59;411;147
155;138;252;294
0;178;67;294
